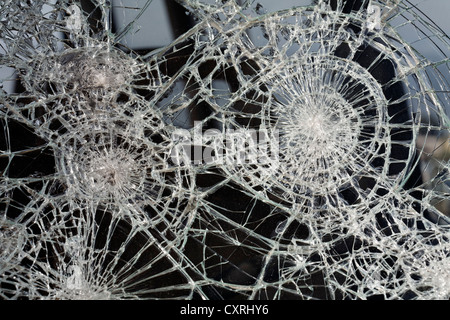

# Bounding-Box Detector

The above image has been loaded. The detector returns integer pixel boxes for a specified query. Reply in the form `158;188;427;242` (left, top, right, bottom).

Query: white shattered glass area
0;0;449;300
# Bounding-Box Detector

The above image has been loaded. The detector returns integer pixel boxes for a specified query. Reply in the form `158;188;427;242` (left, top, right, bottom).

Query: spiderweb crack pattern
0;0;449;300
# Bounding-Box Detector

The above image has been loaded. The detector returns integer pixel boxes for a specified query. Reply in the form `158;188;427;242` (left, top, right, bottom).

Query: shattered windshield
0;0;449;300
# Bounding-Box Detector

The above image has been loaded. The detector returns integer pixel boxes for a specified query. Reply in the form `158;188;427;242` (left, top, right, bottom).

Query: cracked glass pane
0;0;449;300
